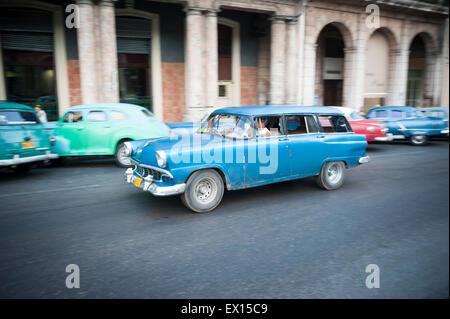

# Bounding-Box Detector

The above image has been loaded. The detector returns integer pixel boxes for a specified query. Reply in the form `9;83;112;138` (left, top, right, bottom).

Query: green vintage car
0;102;58;172
46;103;170;166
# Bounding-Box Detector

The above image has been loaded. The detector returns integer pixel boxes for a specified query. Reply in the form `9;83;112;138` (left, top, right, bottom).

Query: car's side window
63;111;83;123
110;110;128;121
372;110;388;119
87;111;107;122
285;115;319;135
317;115;351;133
253;116;282;137
391;110;407;118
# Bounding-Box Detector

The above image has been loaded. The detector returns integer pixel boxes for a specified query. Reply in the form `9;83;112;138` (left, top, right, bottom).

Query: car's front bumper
374;133;395;142
0;151;58;167
124;167;186;196
441;129;449;135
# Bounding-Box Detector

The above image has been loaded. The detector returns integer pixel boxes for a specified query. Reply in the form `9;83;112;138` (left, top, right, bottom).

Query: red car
333;107;392;142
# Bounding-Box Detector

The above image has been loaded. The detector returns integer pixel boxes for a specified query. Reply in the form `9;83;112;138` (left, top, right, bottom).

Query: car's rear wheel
409;134;428;146
115;140;132;167
181;169;224;213
316;161;345;190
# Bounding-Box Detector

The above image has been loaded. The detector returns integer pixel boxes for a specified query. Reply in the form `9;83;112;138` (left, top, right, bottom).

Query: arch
406;31;439;107
115;8;163;120
367;27;399;51
217;17;241;107
314;21;354;49
0;0;70;116
408;31;438;54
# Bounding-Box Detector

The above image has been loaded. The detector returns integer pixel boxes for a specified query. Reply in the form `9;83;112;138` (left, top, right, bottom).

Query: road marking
0;184;101;198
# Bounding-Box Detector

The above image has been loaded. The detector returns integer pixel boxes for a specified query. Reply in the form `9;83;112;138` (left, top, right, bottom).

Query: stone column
205;10;218;107
344;13;366;111
99;0;119;103
389;20;410;106
76;0;98;104
270;16;286;105
302;42;317;105
285;17;298;105
184;7;205;121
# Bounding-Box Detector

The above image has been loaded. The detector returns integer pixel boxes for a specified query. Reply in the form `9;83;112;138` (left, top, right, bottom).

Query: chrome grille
134;165;163;181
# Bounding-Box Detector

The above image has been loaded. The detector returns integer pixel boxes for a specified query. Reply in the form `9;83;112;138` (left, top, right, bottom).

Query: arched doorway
364;29;392;111
315;24;346;106
406;34;427;107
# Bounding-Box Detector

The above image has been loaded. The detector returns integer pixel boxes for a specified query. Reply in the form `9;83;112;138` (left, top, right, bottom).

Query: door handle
278;136;289;142
77;127;84;131
316;135;325;138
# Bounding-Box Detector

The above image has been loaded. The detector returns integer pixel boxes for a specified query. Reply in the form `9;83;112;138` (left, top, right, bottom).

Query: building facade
0;0;448;122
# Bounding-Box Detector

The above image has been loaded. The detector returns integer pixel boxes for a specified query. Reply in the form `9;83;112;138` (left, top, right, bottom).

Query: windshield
198;113;254;139
0;110;40;125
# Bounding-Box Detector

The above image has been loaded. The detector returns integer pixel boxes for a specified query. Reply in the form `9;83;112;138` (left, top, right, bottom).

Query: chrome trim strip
0;151;58;166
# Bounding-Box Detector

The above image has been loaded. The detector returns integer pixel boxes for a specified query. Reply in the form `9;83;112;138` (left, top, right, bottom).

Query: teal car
46;103;170;166
0;102;58;172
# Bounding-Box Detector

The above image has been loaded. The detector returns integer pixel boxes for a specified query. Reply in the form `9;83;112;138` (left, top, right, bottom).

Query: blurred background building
0;0;448;121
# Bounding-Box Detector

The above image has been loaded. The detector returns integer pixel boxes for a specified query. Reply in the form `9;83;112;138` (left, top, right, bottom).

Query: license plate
133;177;142;188
22;141;35;149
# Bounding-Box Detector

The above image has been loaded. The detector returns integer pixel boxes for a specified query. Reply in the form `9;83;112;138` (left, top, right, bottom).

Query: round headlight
123;141;132;156
155;150;167;168
366;126;376;132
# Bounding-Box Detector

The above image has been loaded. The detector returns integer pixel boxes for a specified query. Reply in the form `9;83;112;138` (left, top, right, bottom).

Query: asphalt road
0;140;448;298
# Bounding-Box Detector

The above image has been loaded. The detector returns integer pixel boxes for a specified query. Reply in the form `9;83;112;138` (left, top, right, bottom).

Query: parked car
332;107;391;142
124;106;369;213
45;103;170;166
0;102;58;172
366;106;449;145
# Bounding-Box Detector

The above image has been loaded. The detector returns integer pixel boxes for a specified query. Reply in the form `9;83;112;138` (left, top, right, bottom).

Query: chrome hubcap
194;178;217;204
327;164;342;184
412;135;426;144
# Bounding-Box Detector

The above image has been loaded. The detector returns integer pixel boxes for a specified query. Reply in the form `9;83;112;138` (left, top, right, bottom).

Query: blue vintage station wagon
124;106;369;213
366;106;449;145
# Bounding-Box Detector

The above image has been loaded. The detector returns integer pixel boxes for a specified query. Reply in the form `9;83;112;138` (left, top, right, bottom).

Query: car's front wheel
316;161;345;190
115;140;132;167
409;134;428;146
181;169;224;213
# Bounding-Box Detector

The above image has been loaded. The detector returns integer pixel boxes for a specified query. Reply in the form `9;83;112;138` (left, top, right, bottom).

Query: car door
84;110;112;154
54;110;87;155
284;114;325;177
243;115;291;187
315;114;355;161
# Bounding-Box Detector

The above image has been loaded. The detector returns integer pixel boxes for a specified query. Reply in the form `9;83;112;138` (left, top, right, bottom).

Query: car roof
67;103;149;112
212;105;344;116
368;106;415;112
419;107;448;112
0;102;34;111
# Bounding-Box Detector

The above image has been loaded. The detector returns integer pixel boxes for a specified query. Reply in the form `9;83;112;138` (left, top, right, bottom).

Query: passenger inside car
254;116;282;137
